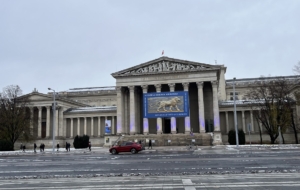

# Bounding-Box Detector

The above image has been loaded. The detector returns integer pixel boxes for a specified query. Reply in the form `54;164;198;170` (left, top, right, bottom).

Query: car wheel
111;149;117;155
131;148;136;154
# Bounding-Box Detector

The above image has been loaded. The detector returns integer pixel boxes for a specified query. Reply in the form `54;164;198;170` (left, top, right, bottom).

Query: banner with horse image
143;91;189;118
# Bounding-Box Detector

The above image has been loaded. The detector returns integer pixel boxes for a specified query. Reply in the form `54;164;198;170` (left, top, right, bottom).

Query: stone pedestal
212;131;223;145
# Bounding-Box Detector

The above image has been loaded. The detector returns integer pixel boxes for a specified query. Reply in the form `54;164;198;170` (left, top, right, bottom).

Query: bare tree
245;78;294;144
293;61;300;74
0;85;33;149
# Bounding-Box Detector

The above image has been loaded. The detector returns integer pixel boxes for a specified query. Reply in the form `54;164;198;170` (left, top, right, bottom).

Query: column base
143;132;149;135
212;131;223;145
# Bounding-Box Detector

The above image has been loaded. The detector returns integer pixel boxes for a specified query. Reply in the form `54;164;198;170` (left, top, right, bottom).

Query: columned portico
183;82;190;134
129;86;136;135
168;83;176;134
155;84;162;134
196;82;205;133
142;85;149;135
212;81;222;145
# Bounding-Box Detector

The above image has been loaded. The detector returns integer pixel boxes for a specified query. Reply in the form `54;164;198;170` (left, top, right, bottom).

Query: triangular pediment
20;92;89;107
111;56;222;77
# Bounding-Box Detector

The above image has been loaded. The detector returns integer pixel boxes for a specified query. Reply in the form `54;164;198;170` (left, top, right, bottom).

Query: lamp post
233;77;239;147
48;88;56;153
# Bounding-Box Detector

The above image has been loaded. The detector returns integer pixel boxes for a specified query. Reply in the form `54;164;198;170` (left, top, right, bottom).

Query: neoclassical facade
23;57;300;146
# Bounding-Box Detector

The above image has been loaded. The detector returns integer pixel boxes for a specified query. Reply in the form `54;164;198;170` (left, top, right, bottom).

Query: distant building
23;57;300;146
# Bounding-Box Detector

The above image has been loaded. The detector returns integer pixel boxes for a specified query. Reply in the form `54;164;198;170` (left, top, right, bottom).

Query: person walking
34;143;37;153
57;143;60;151
88;142;91;151
148;139;152;149
22;145;26;152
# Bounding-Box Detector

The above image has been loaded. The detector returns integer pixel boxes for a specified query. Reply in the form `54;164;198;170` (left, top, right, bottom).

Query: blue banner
143;91;189;118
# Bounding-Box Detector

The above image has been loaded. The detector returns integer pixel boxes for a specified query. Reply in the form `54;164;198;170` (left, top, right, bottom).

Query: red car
109;142;142;154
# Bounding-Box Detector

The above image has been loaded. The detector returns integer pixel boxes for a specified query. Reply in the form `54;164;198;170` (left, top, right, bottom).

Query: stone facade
21;57;300;147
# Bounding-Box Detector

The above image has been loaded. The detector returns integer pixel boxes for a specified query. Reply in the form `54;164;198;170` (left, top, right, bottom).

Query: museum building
23;57;300;147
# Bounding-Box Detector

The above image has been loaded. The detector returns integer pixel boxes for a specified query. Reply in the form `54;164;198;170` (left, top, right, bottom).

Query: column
196;82;205;133
55;109;59;137
63;118;67;137
168;83;177;134
242;110;246;132
84;117;87;135
29;107;33;135
116;86;123;134
250;110;254;132
183;83;190;134
98;117;101;136
212;81;220;131
37;106;42;138
225;111;229;133
91;117;94;136
59;107;64;137
128;86;136;135
155;84;162;134
142;85;149;135
46;106;50;137
77;118;80;135
70;118;73;138
112;116;115;135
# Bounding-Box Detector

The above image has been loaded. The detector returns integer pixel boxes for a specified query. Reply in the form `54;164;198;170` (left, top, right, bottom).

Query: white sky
1;0;299;94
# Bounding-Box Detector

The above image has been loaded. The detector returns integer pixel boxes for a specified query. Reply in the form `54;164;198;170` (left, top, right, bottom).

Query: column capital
116;86;122;93
141;85;148;93
128;86;135;91
168;83;175;92
211;81;218;88
196;82;204;88
154;84;161;92
182;83;189;91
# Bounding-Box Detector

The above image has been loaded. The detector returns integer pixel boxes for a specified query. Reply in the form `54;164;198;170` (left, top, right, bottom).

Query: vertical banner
143;91;189;118
105;120;111;135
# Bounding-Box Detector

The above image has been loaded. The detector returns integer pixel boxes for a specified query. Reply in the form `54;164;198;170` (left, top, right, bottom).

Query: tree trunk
291;113;299;144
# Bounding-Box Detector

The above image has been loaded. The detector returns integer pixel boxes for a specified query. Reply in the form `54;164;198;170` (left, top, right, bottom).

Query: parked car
109;142;142;154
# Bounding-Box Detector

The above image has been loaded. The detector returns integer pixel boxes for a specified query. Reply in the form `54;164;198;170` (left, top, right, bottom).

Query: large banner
105;120;111;135
143;91;189;118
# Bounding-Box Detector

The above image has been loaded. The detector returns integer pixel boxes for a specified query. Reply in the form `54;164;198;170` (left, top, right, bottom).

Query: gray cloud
1;0;299;94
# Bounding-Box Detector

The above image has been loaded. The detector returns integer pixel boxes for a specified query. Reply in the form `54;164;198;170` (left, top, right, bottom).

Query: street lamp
233;78;239;147
48;88;56;153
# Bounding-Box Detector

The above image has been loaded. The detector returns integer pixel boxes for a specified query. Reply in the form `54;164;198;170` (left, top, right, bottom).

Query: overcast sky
1;0;299;94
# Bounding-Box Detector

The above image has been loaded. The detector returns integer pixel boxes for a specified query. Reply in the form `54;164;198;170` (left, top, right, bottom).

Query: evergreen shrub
73;135;90;149
0;140;14;151
228;129;245;145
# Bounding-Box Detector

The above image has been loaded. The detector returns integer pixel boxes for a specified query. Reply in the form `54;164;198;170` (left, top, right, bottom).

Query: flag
162;50;164;55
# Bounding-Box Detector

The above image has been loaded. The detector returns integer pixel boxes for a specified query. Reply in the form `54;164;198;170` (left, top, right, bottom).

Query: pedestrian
39;144;42;152
65;142;68;151
67;143;71;152
139;140;142;144
42;143;45;152
57;143;60;151
88;141;91;151
34;143;37;153
148;139;152;149
22;145;26;152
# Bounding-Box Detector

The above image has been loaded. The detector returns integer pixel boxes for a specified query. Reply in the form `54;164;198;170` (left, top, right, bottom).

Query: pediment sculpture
121;61;211;75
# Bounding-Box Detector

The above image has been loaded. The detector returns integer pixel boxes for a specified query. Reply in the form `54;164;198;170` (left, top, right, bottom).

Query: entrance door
42;122;46;138
164;118;171;134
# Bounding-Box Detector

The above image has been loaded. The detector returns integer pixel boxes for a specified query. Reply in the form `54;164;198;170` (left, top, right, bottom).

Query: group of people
65;142;71;151
20;143;26;152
